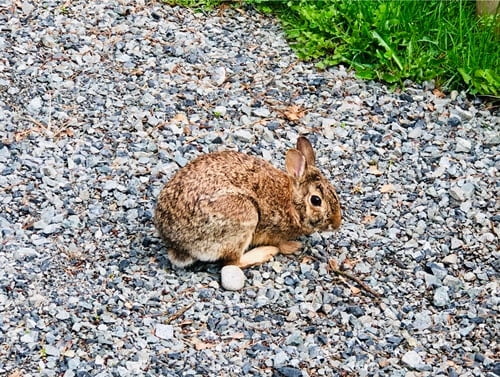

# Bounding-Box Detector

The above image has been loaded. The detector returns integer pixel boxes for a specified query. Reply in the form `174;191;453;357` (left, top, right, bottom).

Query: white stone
211;66;226;86
408;127;423;139
221;265;246;291
463;272;476;282
413;311;432;330
321;118;336;128
21;331;38;343
273;351;288;367
449;186;465;201
155;324;174;340
21;2;35;14
56;310;70;320
253;107;271;117
402;350;425;370
442;254;458;265
450;237;463;249
255;295;269;307
213;105;227;117
354;262;371;274
29;294;46;305
233;129;254;143
27;96;42;114
461;182;475;198
13;247;38;261
433;286;450;307
455;137;472;153
44;345;60;357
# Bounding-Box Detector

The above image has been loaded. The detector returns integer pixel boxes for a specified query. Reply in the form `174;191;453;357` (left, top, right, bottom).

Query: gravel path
0;1;499;376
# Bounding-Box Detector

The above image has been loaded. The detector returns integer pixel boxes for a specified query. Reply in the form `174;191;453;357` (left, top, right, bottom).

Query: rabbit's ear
285;149;306;178
296;137;316;167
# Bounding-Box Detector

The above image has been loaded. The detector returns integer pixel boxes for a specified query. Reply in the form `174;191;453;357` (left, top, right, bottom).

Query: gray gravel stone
233;129;255;143
433;286;451;307
13;247;38;261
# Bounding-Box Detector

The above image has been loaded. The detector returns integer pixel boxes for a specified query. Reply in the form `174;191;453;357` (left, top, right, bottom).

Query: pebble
433;286;450;307
44;345;61;358
408;127;423;139
13;247;38;261
463;272;476;282
442;254;458;265
253;107;271;117
212;66;226;86
27;96;43;114
273;351;289;367
233;129;254;143
154;324;174;340
450;237;463;249
402;350;429;371
213;105;227;117
413;311;433;330
276;366;303;377
221;265;246;291
56;310;71;320
455;137;472;153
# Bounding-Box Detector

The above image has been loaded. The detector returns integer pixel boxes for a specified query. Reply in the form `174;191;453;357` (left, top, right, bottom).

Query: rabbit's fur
154;136;341;268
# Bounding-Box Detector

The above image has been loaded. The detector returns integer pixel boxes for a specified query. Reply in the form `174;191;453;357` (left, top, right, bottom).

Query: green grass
161;0;224;9
166;0;500;96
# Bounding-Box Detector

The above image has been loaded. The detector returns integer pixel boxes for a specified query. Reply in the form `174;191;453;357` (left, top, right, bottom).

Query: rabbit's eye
310;195;322;207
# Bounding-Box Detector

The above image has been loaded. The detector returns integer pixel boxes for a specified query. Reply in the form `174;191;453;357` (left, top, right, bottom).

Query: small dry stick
165;302;194;324
328;259;382;299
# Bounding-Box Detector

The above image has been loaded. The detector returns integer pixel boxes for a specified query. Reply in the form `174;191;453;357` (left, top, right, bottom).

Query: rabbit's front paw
279;241;302;254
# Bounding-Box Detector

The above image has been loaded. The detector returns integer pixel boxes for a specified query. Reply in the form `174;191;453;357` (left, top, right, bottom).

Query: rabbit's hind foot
236;246;280;269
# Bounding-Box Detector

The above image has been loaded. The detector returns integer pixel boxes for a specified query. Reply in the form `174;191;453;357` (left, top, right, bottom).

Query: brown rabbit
154;136;341;269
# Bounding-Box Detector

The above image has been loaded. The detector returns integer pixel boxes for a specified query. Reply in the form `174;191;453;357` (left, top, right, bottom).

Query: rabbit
154;136;341;269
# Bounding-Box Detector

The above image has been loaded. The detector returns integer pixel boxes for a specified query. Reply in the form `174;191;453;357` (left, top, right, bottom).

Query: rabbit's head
286;137;342;235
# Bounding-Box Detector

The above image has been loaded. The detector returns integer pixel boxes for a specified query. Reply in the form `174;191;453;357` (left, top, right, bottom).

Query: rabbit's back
158;151;287;204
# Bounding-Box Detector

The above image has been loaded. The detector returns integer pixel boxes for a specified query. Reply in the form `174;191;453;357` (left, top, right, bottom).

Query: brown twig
328;259;382;299
165;302;194;324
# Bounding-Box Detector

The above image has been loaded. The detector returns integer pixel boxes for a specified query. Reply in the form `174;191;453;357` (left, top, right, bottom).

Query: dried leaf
352;184;364;194
361;214;375;224
342;258;358;270
62;349;76;358
328;258;339;271
283;105;306;121
349;285;361;295
194;340;215;351
380;184;395;193
433;88;446;98
379;358;391;368
9;371;23;377
368;165;383;176
130;68;144;76
301;256;314;264
230;332;245;340
55;128;75;138
170;113;188;124
350;286;361;295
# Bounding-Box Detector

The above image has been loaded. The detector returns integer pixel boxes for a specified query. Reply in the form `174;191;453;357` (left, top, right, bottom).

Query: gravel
0;1;499;376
